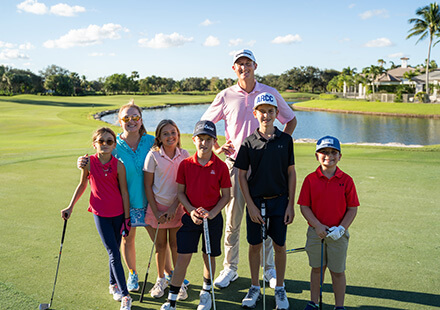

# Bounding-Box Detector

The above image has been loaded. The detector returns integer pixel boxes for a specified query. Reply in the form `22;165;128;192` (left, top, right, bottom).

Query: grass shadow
1;98;109;108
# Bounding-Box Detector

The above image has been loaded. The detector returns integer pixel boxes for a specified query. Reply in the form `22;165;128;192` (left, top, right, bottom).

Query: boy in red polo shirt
298;136;359;310
161;120;231;310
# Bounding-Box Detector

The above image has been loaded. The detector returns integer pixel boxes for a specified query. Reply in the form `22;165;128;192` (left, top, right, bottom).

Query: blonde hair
152;119;181;151
92;127;117;143
118;99;146;135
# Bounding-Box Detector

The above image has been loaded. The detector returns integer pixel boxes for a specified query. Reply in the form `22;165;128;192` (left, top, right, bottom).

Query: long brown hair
152;119;181;151
118;99;146;135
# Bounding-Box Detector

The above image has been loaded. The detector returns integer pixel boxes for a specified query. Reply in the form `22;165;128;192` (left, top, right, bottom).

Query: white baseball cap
254;92;278;109
233;49;256;64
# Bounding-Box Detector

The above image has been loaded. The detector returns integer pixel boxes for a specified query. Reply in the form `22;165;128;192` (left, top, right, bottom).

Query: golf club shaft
319;238;324;310
203;218;216;310
49;218;68;307
286;247;306;254
140;223;160;303
261;202;266;310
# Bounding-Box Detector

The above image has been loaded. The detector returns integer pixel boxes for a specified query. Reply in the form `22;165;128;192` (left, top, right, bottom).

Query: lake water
100;103;440;146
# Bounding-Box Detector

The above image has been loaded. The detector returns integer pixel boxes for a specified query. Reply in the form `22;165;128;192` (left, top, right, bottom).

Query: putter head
39;303;50;310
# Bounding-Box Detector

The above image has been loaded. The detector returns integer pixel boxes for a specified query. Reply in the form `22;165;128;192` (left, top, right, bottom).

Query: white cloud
247;40;256;47
271;34;302;44
229;38;243;46
138;32;194;49
109;53;116;56
50;3;86;17
364;37;393;47
43;24;128;49
17;0;48;15
349;4;355;9
0;41;15;49
339;37;351;43
19;42;35;50
0;49;30;60
388;52;405;58
89;52;104;57
200;19;213;26
359;9;388;20
203;35;220;47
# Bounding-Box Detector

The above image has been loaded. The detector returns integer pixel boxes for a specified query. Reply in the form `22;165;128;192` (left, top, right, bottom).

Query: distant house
375;57;417;86
413;69;440;101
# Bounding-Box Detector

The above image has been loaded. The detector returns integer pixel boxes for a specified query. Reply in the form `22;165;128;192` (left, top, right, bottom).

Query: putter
140;223;160;303
261;202;267;310
39;218;68;310
203;218;216;310
286;247;306;254
319;238;324;310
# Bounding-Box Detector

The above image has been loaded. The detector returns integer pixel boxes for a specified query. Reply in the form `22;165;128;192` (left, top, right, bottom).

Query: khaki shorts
305;226;349;273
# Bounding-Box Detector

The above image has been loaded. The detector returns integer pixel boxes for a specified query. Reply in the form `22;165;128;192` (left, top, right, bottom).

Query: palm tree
377;59;386;67
407;2;440;95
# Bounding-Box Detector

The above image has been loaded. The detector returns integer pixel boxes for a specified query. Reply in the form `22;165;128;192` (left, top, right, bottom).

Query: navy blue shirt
234;127;295;199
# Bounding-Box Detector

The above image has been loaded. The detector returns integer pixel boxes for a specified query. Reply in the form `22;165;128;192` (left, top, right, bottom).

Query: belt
262;194;283;200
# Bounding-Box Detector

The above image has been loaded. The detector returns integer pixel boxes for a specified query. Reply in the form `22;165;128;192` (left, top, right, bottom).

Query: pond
100;103;440;146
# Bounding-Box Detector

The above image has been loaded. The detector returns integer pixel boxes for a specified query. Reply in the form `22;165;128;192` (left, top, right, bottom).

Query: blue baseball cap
316;136;341;152
193;120;217;139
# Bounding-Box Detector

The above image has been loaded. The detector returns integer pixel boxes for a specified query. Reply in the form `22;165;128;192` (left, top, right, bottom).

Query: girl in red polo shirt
61;127;132;310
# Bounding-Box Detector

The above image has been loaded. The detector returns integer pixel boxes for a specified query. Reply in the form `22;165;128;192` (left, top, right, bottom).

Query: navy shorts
177;212;223;256
246;195;288;247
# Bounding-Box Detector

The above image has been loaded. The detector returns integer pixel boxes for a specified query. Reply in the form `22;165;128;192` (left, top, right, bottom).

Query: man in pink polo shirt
201;49;297;289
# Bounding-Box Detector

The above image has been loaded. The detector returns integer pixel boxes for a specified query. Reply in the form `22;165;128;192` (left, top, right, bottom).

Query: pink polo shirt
201;81;296;159
143;147;190;206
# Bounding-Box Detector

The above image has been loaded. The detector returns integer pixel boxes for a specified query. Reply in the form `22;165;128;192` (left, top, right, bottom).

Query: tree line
0;64;342;96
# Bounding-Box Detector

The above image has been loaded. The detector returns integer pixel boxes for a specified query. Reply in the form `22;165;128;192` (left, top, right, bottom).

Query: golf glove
326;225;345;240
121;218;131;237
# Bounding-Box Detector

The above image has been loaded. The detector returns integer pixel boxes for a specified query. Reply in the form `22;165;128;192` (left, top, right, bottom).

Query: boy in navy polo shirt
161;120;231;310
234;92;296;310
298;136;359;310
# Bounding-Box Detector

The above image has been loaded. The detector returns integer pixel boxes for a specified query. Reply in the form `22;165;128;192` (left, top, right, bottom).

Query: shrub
319;93;338;100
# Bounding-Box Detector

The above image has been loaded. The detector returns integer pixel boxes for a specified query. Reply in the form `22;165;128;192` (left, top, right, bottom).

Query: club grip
261;202;267;240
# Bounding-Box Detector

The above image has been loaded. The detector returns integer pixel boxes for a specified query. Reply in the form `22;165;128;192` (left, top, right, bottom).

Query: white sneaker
197;290;212;310
241;286;261;308
160;302;176;310
177;283;188;301
214;268;238;288
120;295;132;310
263;268;278;289
109;284;123;301
274;287;289;309
150;277;169;298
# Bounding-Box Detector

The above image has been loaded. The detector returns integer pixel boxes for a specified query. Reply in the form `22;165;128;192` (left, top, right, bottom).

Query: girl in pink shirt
61;127;132;310
143;119;189;300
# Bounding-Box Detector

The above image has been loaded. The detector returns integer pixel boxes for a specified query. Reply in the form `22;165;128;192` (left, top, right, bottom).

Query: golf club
261;202;267;310
140;223;160;303
39;218;68;310
319;238;324;310
286;247;306;254
203;217;216;310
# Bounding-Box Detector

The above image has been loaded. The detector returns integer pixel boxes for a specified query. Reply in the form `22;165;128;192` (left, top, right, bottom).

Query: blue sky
0;0;436;80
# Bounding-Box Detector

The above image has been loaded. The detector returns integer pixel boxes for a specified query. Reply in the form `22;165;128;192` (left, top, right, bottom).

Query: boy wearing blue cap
234;92;296;309
298;136;359;310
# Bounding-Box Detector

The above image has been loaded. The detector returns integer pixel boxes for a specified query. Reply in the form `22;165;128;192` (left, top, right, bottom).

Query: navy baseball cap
316;136;341;152
193;120;217;139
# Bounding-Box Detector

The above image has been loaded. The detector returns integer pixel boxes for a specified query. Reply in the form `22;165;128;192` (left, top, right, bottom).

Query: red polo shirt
298;166;359;227
176;153;231;213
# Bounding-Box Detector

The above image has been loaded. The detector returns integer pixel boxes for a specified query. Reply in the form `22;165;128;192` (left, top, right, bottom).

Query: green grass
294;99;440;116
0;95;439;310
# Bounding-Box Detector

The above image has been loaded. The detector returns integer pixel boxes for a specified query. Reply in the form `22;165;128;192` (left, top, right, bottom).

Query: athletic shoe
127;269;139;292
165;271;190;287
334;307;346;310
177;283;188;301
197;290;212;310
150;277;169;298
214;268;238;288
241;286;261;308
160;302;176;310
304;301;319;310
274;287;289;309
120;295;132;310
109;284;123;301
263;268;277;289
